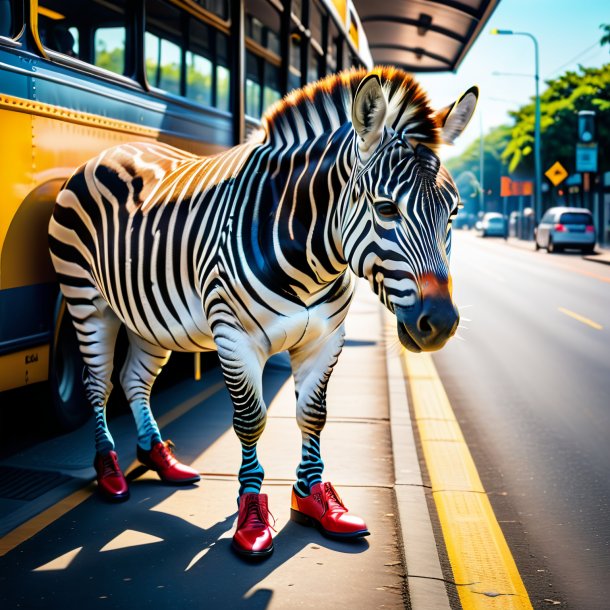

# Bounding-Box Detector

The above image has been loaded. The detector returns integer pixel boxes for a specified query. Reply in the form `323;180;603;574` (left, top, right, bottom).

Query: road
1;231;609;609
432;231;610;609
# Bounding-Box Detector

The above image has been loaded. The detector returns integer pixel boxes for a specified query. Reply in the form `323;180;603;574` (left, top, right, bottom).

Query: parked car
479;212;506;237
534;207;596;253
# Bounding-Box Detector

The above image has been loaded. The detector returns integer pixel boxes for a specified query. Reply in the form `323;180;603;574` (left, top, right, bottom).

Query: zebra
49;67;477;558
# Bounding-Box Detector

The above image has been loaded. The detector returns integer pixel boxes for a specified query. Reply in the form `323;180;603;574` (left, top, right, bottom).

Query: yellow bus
0;0;371;428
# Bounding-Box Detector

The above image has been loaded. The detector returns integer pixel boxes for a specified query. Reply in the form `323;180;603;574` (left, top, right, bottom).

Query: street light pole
491;29;542;224
479;109;485;214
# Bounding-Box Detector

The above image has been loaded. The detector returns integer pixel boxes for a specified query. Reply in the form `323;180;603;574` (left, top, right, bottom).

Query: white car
535;207;596;253
479;212;506;237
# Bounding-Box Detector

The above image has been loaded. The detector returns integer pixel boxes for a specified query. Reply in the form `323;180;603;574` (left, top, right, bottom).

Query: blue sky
415;0;610;159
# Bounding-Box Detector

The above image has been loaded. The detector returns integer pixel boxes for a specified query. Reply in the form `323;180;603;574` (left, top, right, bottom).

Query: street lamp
491;28;542;224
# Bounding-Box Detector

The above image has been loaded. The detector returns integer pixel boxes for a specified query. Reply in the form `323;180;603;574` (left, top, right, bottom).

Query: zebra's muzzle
395;295;459;353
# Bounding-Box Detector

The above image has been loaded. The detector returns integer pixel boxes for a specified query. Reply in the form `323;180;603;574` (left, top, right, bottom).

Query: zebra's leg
214;324;267;496
67;296;122;454
66;295;129;500
119;330;200;483
288;326;369;539
213;323;274;558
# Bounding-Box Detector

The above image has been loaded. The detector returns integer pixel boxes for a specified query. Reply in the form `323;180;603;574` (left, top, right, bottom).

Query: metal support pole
229;0;245;145
280;0;292;95
479;110;485;214
531;34;542;223
491;30;542;223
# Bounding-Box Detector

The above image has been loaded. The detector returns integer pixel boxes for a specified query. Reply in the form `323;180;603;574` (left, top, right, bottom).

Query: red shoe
291;482;369;539
232;493;275;560
94;450;129;502
137;440;200;484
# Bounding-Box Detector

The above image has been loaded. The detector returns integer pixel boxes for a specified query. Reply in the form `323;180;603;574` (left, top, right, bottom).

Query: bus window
309;1;322;48
95;27;125;74
38;1;126;66
326;18;338;74
308;47;320;83
215;30;230;112
291;0;303;22
245;51;261;119
145;31;181;95
263;63;280;110
192;0;229;21
186;18;213;106
244;1;280;117
0;0;22;39
145;0;182;95
186;51;212;106
289;33;300;91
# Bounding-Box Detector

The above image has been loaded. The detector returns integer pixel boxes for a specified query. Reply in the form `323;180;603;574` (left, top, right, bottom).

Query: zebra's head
343;72;478;352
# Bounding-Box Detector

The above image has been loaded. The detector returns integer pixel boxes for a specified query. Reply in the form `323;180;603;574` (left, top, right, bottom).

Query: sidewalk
505;235;610;264
1;283;441;609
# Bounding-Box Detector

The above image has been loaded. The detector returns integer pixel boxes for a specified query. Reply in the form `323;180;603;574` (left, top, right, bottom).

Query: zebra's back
49;141;224;352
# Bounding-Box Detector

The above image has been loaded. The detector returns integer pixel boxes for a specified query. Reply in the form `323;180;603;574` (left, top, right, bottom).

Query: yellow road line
548;261;610;285
0;380;225;557
402;352;533;610
558;307;603;330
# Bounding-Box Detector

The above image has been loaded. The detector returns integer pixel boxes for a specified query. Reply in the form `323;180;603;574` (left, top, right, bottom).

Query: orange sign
500;177;533;197
545;161;568;186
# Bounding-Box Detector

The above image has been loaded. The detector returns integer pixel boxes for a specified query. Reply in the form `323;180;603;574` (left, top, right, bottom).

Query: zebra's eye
448;204;460;223
374;200;400;220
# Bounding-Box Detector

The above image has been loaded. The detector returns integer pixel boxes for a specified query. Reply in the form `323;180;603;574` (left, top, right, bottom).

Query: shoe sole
290;508;370;540
157;474;201;485
98;488;130;503
231;540;274;561
138;462;200;485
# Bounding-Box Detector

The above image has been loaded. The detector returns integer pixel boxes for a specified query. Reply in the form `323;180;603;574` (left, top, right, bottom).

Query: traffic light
578;110;596;143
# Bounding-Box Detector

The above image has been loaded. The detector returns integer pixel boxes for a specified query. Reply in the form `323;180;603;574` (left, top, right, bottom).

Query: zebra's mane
260;66;442;149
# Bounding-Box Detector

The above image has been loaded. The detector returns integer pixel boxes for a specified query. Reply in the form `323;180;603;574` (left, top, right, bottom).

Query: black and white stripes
49;67;477;495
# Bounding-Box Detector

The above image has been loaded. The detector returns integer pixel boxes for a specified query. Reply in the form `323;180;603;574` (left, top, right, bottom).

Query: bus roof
353;0;501;73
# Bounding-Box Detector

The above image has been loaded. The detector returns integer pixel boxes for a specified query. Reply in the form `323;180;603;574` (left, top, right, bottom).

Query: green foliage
502;63;610;176
446;124;513;207
95;47;124;75
601;24;610;48
449;60;610;208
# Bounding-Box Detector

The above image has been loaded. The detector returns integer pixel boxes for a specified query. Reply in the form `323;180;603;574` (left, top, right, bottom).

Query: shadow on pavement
0;476;369;609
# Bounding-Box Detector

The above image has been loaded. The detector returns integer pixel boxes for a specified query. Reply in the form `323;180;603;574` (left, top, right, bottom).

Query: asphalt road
432;231;610;610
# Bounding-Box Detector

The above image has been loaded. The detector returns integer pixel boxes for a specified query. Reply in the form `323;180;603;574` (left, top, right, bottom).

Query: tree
600;24;610;49
502;63;610;176
446;124;512;211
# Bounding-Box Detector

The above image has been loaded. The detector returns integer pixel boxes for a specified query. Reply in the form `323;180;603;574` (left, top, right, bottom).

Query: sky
415;0;610;160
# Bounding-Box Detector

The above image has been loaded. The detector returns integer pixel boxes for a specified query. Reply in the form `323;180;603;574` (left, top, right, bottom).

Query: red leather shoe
94;450;129;502
137;440;200;484
232;493;275;560
291;482;369;539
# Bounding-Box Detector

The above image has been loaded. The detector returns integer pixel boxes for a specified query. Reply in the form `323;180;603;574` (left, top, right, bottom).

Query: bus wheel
50;297;90;431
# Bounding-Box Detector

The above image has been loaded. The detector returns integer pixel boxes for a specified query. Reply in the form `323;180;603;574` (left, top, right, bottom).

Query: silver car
535;207;596;253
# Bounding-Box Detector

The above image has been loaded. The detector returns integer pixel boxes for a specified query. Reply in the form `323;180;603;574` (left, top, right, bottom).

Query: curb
383;308;452;610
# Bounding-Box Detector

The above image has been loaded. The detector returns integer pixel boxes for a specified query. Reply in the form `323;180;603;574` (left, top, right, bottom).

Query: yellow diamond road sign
545;161;568;186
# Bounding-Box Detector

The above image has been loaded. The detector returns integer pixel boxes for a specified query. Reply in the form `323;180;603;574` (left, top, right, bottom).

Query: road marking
402;351;533;610
558;307;603;330
0;380;225;557
548;262;610;285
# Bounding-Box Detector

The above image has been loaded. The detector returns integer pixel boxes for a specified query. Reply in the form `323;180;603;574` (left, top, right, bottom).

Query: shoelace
324;483;347;513
244;496;277;532
156;440;176;467
100;453;120;478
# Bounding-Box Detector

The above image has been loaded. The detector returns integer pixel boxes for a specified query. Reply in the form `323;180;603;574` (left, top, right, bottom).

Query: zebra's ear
352;73;387;161
435;86;479;145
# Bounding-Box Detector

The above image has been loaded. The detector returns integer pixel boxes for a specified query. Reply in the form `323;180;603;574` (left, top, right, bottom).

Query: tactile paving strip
0;466;72;501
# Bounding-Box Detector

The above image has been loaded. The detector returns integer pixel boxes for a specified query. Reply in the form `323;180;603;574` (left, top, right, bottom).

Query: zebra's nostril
418;314;432;334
